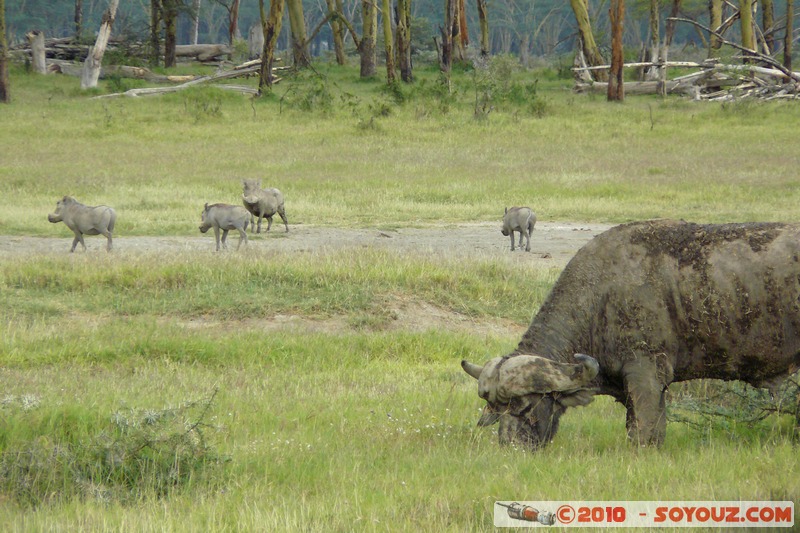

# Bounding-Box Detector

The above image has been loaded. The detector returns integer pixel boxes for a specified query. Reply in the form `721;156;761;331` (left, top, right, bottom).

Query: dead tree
81;0;119;89
26;30;47;74
0;0;8;103
608;0;625;100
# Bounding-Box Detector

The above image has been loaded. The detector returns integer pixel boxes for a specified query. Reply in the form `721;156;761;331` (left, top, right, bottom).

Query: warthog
47;196;116;252
463;220;800;450
242;179;288;233
199;203;250;251
501;206;536;251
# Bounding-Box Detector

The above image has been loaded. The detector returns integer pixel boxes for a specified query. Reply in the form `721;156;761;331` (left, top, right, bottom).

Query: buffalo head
461;354;599;450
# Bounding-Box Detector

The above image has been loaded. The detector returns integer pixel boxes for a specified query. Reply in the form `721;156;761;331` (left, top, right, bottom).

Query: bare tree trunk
396;0;413;80
785;0;794;70
761;0;774;52
360;0;377;77
740;0;756;59
164;0;178;68
447;0;465;63
708;0;723;56
440;0;455;75
664;0;682;46
456;0;468;61
192;0;201;44
520;34;531;66
81;0;119;89
608;0;625;100
288;0;311;67
476;0;489;56
75;0;83;38
327;0;346;64
229;0;240;42
27;30;47;74
382;0;396;83
570;0;607;81
0;0;8;103
150;0;162;67
645;0;660;79
258;0;285;93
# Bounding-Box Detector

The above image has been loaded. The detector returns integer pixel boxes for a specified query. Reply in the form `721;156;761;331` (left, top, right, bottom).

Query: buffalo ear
555;388;595;408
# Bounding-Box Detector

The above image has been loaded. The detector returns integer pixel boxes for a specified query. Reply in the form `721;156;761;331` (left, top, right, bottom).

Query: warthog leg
71;232;86;253
101;229;113;252
236;228;248;250
213;226;222;251
278;207;289;232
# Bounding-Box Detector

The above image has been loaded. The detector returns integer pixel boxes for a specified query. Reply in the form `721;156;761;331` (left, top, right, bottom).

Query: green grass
2;63;800;237
1;62;800;530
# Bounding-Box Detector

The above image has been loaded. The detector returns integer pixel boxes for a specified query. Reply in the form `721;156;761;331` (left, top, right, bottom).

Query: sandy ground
1;221;614;336
0;221;613;265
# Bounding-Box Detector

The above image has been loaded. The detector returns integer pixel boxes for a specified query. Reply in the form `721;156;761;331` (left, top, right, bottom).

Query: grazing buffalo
47;196;116;252
199;203;250;251
501;207;536;252
463;220;800;449
242;179;288;233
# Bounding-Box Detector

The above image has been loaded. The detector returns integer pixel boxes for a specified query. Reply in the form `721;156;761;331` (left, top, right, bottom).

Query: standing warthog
242;179;288;233
501;206;536;251
47;196;116;252
463;220;800;450
199;203;250;251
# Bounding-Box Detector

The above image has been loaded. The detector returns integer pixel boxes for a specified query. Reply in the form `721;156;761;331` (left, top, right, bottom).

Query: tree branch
668;16;800;82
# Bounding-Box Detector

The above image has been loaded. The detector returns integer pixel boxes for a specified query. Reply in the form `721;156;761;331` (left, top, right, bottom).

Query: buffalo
47;196;116;252
463;220;800;449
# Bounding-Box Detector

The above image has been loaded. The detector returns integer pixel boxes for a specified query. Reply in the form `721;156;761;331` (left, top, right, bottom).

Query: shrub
0;390;225;507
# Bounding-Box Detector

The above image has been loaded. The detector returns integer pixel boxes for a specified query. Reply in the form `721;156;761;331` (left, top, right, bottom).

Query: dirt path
0;221;612;266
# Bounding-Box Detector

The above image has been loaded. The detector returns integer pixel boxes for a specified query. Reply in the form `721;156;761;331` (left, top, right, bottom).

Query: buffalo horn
461;360;483;379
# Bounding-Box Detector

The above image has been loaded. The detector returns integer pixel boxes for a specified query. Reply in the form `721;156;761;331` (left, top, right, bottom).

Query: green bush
0;391;224;507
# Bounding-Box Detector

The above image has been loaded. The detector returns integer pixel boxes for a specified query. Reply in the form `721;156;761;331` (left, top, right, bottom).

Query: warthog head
47;196;75;223
500;207;510;236
461;354;599;449
242;193;260;206
199;203;212;233
242;179;261;195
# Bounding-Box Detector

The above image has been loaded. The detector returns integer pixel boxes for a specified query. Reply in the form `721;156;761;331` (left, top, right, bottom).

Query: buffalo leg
221;229;229;250
621;357;667;446
266;215;273;232
509;233;516;251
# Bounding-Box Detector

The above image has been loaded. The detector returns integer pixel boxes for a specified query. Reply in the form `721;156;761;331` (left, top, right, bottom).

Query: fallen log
48;59;196;83
574;80;685;95
93;61;288;98
175;44;232;62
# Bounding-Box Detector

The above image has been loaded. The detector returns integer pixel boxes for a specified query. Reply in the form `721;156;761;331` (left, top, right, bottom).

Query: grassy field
1;61;799;531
